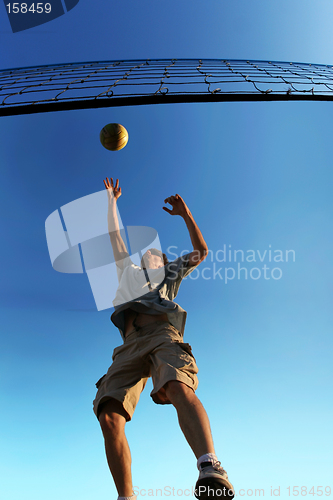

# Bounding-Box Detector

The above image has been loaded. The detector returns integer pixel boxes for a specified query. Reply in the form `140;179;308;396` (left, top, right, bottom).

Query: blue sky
0;2;333;500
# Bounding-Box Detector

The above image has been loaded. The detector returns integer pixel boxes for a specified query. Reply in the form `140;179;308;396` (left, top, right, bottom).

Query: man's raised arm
163;194;208;266
103;177;130;268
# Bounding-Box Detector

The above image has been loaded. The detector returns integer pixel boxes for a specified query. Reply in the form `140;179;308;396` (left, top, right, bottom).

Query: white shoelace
209;460;227;474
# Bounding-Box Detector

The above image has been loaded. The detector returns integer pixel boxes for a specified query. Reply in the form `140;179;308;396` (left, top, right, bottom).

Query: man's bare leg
164;380;215;458
163;381;235;498
98;398;134;497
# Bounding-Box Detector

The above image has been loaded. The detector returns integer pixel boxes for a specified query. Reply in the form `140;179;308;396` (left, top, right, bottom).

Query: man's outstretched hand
104;177;122;203
163;194;190;218
164;194;208;265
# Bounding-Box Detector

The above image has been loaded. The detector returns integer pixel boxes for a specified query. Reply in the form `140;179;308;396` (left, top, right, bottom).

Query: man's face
143;250;164;269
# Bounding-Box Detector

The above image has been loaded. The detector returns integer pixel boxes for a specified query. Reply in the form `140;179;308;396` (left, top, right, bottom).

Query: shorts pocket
175;342;196;361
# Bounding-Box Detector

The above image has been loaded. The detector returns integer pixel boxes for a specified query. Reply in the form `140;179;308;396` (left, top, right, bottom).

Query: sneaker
195;461;235;499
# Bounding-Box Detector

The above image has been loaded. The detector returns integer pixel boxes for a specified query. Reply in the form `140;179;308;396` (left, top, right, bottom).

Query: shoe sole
195;477;235;499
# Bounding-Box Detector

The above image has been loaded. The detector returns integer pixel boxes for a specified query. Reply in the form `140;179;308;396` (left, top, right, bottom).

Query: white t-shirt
111;253;199;341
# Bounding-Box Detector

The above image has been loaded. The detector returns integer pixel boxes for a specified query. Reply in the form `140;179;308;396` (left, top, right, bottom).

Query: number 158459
6;3;52;13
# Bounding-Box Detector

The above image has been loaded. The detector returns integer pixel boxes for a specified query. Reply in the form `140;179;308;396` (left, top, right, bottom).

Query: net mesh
1;58;333;116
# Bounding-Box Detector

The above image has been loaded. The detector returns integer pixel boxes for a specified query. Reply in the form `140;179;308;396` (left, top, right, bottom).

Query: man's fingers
104;178;111;189
163;207;172;214
164;195;180;204
104;177;121;192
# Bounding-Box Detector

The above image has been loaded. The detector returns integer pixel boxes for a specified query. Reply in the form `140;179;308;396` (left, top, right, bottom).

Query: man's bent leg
98;398;134;497
164;380;215;458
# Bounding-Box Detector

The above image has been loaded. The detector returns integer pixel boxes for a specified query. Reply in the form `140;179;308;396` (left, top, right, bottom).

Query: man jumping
93;177;234;500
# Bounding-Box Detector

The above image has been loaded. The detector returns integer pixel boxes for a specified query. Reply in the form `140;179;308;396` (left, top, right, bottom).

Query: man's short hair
140;248;169;269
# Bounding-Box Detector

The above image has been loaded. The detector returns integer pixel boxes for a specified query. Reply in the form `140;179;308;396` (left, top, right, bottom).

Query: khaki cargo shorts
93;321;199;421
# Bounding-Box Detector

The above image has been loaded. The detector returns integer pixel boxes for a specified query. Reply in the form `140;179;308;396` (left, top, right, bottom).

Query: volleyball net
1;58;333;116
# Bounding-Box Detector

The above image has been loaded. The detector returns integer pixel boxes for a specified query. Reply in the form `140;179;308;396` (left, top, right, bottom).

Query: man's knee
164;380;194;402
98;398;128;434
